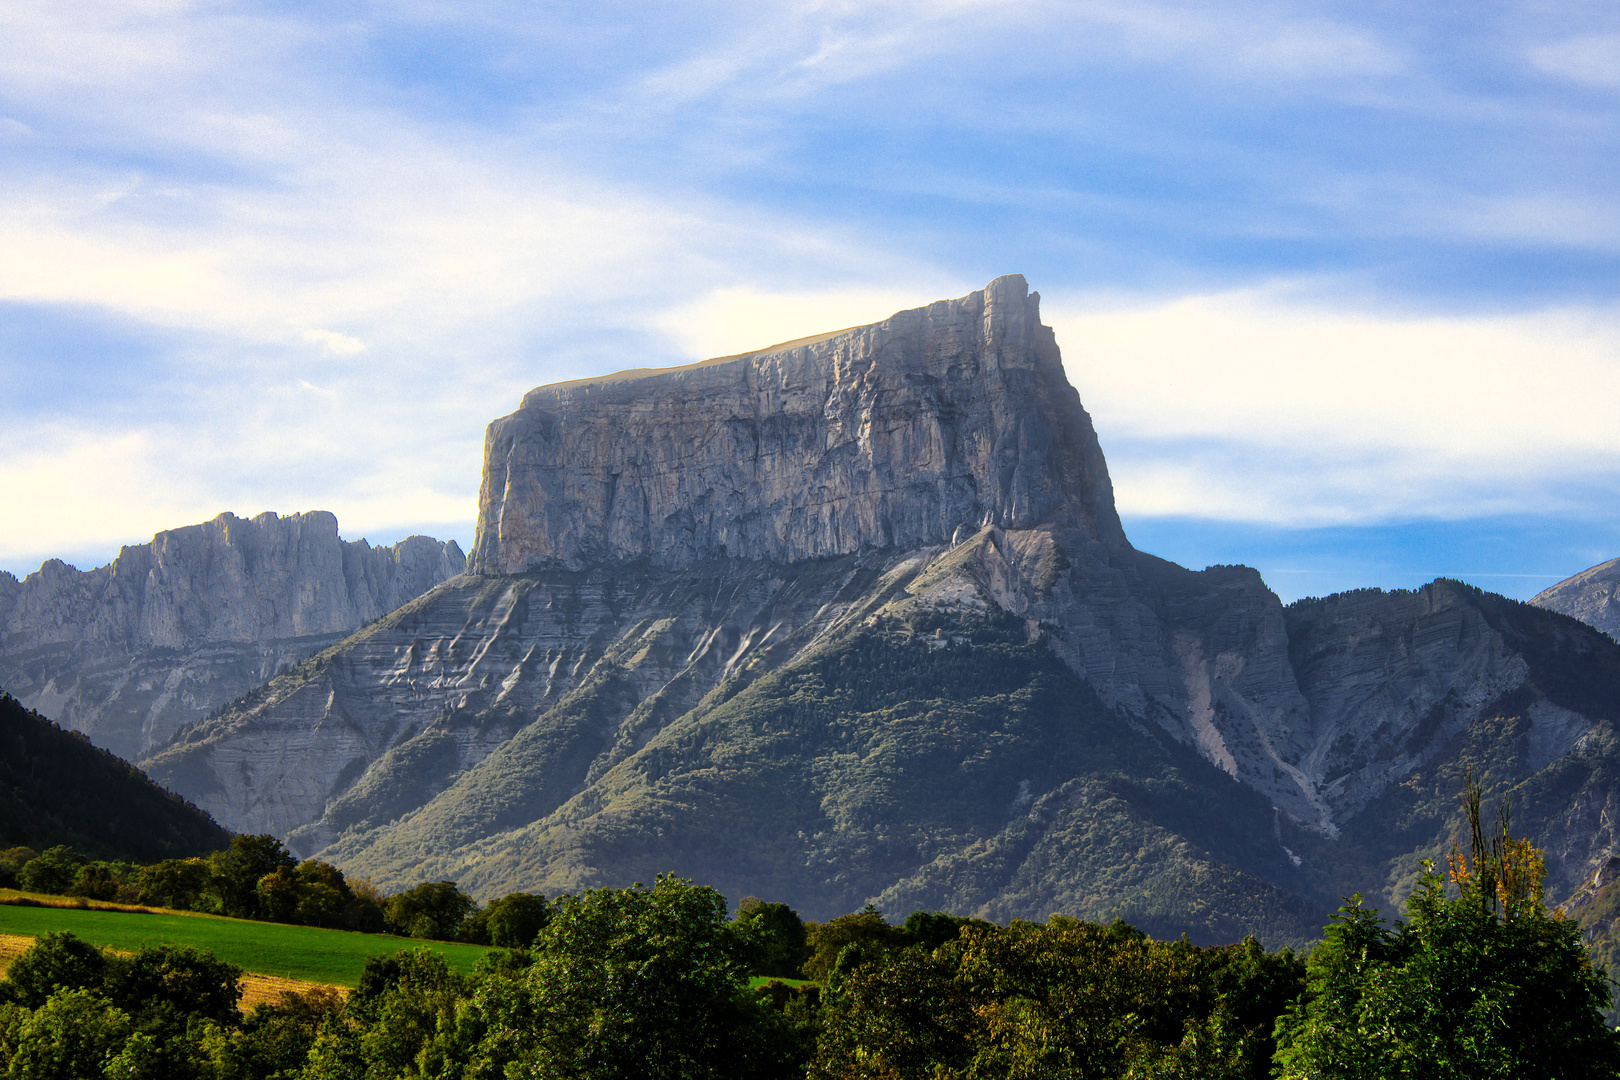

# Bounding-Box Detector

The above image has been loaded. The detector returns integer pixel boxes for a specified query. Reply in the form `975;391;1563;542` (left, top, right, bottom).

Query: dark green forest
0;695;226;862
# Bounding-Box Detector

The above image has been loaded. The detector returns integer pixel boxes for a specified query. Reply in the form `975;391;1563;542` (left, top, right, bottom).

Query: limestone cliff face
1533;557;1620;641
469;275;1124;574
0;512;464;759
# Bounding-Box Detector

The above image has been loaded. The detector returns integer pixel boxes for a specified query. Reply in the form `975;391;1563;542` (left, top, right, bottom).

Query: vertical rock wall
469;275;1125;573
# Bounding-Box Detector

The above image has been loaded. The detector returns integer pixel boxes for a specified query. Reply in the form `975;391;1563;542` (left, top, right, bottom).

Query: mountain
137;278;1620;944
0;512;465;761
1533;557;1620;642
0;693;227;861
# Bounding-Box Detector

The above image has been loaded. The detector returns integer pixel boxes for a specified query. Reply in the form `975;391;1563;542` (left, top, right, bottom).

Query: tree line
0;836;545;947
0;782;1614;1078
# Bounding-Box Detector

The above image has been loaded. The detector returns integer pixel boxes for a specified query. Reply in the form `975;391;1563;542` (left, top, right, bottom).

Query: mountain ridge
133;277;1620;945
0;510;465;760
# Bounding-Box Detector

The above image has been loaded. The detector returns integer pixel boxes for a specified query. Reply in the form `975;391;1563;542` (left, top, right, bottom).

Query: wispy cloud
1530;33;1620;90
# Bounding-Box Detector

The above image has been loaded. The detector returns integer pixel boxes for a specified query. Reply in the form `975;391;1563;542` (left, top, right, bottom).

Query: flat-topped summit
468;275;1126;574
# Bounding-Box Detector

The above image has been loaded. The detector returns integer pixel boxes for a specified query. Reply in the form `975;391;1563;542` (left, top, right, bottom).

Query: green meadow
0;901;491;987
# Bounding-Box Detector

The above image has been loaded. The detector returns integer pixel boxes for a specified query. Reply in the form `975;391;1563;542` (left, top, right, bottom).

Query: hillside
322;596;1325;944
0;693;227;861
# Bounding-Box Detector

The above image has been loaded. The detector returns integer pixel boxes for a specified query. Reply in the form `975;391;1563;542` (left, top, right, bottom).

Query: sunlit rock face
0;511;464;759
1534;556;1620;641
136;279;1620;941
468;274;1126;573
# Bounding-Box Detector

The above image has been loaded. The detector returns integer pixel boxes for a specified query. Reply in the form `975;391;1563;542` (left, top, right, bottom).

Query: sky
2;0;1618;602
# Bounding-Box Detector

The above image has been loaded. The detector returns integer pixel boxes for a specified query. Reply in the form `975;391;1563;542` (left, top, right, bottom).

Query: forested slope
0;693;227;861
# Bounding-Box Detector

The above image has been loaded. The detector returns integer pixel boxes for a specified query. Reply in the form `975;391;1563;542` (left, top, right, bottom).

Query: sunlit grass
0;899;491;987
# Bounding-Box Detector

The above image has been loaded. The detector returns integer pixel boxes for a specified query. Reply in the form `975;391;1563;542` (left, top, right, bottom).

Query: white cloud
653;280;1620;531
0;429;213;568
675;0;1400;106
1530;34;1620;90
0;0;1614;578
303;329;366;356
655;282;964;360
1050;291;1620;525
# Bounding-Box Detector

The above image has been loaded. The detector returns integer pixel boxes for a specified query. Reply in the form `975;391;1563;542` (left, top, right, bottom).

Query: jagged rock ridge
0;511;464;760
138;278;1620;943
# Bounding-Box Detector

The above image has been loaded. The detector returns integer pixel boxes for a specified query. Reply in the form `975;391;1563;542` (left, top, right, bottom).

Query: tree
734;897;807;978
0;847;38;888
343;875;388;934
1275;777;1620;1080
225;987;344;1080
486;892;551;948
0;987;132;1080
904;909;993;953
255;866;302;924
505;875;798;1079
67;862;123;901
17;846;82;895
384;880;476;940
135;858;213;910
350;950;466;1077
801;906;910;980
102;944;244;1028
811;916;1243;1080
210;834;295;918
811;945;972;1079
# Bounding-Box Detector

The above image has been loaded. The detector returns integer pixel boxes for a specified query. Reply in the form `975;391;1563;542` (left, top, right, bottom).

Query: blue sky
2;1;1617;601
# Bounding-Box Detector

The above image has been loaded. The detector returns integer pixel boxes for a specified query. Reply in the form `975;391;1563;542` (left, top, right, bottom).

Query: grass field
747;976;816;989
0;900;491;988
0;894;816;996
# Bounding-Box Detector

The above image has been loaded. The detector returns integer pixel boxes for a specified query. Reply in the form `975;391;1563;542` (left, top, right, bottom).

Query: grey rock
469;274;1124;574
0;511;464;760
1532;557;1620;640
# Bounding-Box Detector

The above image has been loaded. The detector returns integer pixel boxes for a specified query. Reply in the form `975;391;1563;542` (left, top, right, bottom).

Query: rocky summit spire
468;275;1126;574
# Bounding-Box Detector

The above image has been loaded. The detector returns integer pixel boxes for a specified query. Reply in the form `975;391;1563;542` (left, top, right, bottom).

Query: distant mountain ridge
1534;556;1620;641
0;511;465;760
134;278;1620;945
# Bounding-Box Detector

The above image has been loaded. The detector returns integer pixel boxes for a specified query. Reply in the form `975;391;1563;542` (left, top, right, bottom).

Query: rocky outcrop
1533;557;1620;641
469;274;1124;573
135;277;1620;938
0;512;464;760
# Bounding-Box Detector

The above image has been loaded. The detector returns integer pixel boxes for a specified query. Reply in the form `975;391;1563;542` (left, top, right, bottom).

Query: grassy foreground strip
0;901;492;987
